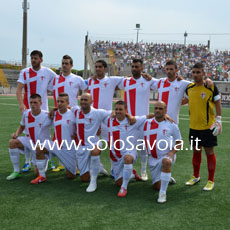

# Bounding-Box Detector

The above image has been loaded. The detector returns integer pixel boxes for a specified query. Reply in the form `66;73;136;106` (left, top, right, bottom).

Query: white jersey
74;107;111;148
51;73;87;107
18;66;56;111
143;118;182;159
20;109;52;144
86;76;123;110
119;76;156;116
105;116;146;162
154;78;190;123
53;109;75;148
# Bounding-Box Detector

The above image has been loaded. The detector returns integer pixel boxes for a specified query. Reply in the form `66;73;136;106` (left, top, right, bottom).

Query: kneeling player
31;93;76;184
142;101;182;203
7;94;51;180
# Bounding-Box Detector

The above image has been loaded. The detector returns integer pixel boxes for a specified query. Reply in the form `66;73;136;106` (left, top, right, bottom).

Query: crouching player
31;93;77;184
142;101;182;203
7;94;52;180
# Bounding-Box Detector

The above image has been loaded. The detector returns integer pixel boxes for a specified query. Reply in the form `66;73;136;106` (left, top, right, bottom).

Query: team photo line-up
7;50;222;204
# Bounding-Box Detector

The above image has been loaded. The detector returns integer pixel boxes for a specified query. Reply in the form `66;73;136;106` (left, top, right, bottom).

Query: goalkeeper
184;62;222;191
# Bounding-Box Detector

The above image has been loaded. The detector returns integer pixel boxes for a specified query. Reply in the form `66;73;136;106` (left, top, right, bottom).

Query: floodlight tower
184;31;188;47
135;24;141;44
22;0;29;68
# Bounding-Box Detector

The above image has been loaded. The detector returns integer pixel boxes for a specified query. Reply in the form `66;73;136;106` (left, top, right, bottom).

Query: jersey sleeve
97;109;112;122
111;76;124;88
18;69;25;84
118;78;125;89
78;76;88;90
133;115;146;128
47;77;54;91
171;123;182;141
150;78;158;90
48;68;56;87
213;84;221;102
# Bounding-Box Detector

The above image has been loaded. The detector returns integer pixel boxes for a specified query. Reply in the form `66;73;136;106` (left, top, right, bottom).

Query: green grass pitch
0;96;230;230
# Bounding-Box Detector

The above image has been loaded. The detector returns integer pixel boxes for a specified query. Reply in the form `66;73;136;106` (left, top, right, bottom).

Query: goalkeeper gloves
210;116;222;136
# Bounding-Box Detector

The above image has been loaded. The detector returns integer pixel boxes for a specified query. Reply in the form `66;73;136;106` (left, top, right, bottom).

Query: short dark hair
58;92;69;99
30;50;43;58
63;55;73;65
96;60;107;68
114;100;127;109
165;60;177;69
30;94;41;100
192;62;204;70
132;59;143;65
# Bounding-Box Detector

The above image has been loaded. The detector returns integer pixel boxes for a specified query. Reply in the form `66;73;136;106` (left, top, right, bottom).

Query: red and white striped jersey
74;107;111;147
154;78;190;124
105;116;146;162
18;66;56;111
51;73;87;107
20;109;52;144
143;118;182;159
86;76;123;110
53;109;75;148
118;76;156;116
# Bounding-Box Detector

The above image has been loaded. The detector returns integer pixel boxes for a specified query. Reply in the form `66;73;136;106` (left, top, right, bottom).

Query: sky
0;0;230;69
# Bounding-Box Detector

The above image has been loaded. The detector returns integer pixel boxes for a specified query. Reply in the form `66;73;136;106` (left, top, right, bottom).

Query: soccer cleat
117;187;127;197
86;182;97;192
185;176;200;186
169;176;176;185
30;175;47;184
141;172;148;181
203;181;214;191
110;169;114;179
99;166;109;176
52;164;65;172
133;169;142;181
157;192;167;203
22;163;31;173
6;171;21;180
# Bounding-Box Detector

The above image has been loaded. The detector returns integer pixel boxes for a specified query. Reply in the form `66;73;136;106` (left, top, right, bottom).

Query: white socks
9;148;20;173
140;150;148;174
122;164;133;189
90;156;100;183
160;172;171;195
24;150;31;164
36;159;47;178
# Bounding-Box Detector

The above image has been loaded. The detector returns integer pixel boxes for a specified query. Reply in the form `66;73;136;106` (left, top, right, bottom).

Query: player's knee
162;158;171;169
36;147;45;159
116;178;123;187
91;146;101;156
124;155;133;164
9;139;16;148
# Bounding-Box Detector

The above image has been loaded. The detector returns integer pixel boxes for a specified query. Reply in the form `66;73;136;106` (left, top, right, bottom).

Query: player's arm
167;140;182;159
49;107;58;119
16;83;26;114
181;98;189;105
126;113;136;125
11;125;25;139
142;72;152;81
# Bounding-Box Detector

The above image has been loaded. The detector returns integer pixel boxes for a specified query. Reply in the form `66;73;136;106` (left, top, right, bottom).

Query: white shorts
112;151;137;181
44;141;77;175
149;154;176;184
17;136;36;165
76;149;91;176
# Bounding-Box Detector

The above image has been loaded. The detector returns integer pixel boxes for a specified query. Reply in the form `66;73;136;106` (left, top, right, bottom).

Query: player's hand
110;111;116;118
176;75;184;81
49;107;58;119
126;113;136;125
11;133;18;139
164;114;175;123
204;78;213;88
19;104;26;115
210;116;222;136
142;73;152;81
91;74;97;80
166;152;174;161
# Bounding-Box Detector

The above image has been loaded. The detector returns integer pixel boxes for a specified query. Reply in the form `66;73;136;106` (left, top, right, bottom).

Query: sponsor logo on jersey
201;93;206;99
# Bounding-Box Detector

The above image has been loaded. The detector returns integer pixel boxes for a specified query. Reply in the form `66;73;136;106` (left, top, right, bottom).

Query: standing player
50;55;87;172
31;93;77;184
142;101;182;203
16;50;56;172
6;94;51;180
185;63;222;191
118;59;157;181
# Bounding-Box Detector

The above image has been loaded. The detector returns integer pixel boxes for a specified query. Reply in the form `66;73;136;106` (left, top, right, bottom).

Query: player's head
57;93;69;113
62;55;73;75
114;100;127;121
95;60;107;78
192;63;205;84
165;60;178;80
30;50;43;69
29;94;42;113
80;93;92;110
131;59;143;78
154;101;167;121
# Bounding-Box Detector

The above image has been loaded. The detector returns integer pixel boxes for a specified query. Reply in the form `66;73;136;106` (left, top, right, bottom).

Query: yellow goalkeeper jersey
185;83;220;130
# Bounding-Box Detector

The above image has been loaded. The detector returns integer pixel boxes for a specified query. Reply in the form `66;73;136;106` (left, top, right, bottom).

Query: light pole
22;0;29;68
135;24;141;44
184;31;188;47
